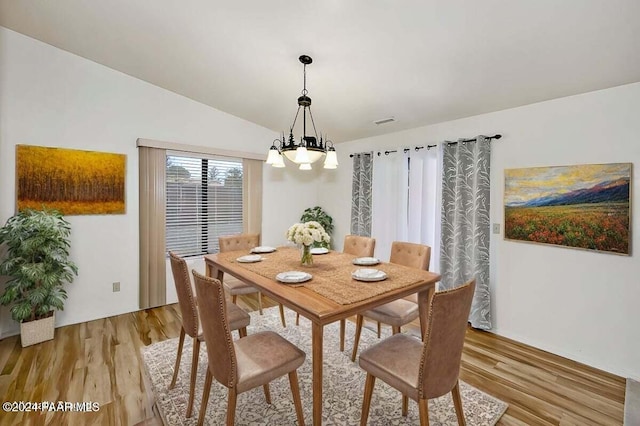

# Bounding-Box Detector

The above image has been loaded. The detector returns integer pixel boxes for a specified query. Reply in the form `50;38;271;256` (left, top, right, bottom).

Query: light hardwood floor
0;295;625;426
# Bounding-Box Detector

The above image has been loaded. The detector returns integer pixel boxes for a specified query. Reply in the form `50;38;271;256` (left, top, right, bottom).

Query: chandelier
266;55;338;170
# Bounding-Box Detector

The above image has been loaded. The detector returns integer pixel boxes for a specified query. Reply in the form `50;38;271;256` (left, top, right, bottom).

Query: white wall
0;28;314;336
261;166;323;248
320;82;640;379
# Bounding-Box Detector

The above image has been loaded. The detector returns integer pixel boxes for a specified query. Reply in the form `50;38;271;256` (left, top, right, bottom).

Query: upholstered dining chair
218;233;287;327
358;279;476;426
343;234;377;258
351;241;431;362
168;252;250;418
340;234;377;350
192;270;306;426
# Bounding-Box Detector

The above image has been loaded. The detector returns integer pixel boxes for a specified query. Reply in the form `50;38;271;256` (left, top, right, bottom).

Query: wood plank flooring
0;295;625;425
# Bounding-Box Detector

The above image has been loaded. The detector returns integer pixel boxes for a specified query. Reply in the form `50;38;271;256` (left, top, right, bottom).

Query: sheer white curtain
371;152;409;262
407;147;442;272
370;148;442;269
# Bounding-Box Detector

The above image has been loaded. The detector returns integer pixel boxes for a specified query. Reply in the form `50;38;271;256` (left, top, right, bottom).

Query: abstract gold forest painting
504;163;631;255
16;145;126;215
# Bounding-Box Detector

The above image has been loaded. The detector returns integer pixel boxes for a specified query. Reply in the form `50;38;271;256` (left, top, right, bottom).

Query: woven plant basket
20;312;55;347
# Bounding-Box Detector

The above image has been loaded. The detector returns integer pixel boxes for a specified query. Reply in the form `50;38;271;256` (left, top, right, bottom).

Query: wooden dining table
204;246;441;426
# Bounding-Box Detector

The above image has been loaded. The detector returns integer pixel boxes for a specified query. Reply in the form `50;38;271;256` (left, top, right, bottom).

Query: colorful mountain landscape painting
504;163;631;254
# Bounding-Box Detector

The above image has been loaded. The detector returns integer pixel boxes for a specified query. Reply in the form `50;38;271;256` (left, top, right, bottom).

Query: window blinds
166;153;244;257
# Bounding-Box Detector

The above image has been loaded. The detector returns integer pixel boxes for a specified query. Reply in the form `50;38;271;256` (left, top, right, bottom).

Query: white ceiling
2;1;640;143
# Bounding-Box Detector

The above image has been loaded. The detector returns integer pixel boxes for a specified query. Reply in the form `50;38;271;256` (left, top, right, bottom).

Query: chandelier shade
267;55;337;170
323;145;339;169
266;146;281;164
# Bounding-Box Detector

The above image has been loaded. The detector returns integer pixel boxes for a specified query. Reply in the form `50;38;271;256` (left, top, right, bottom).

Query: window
166;153;243;257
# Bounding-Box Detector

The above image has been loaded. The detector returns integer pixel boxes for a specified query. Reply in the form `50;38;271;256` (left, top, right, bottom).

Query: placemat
217;247;431;305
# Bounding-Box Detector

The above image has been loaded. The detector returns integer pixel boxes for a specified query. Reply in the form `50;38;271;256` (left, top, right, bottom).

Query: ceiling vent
373;117;395;125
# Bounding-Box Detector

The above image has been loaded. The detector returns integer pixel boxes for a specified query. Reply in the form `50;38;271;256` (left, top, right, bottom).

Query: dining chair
168;252;250;418
192;270;306;426
340;234;377;351
343;234;377;258
351;241;431;362
218;233;287;327
358;279;475;426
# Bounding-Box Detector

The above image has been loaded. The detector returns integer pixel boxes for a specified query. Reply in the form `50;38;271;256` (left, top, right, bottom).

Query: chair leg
279;303;286;327
340;319;346;352
186;337;200;418
232;294;237;304
238;327;247;338
402;395;409;416
288;370;305;426
360;373;376;426
226;388;238;426
257;292;263;315
418;398;430;426
296;313;300;326
377;321;381;338
351;314;364;362
451;380;466;426
392;326;401;335
263;383;271;404
197;369;213;426
169;328;186;389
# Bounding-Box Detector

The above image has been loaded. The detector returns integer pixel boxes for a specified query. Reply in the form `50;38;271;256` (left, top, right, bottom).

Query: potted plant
300;206;334;248
0;208;78;347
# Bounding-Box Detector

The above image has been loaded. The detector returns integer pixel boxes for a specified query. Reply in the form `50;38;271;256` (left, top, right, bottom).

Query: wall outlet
492;223;501;234
112;282;120;292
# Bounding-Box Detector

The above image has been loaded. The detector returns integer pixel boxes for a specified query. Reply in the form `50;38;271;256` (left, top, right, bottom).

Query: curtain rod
349;134;502;158
453;133;502;144
349;152;372;158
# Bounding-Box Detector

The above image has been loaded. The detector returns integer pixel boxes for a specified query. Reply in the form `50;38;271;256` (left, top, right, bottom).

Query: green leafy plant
0;208;78;323
300;206;334;248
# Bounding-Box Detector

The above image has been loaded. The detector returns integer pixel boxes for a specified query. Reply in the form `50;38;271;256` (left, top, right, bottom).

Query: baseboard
625;378;640;426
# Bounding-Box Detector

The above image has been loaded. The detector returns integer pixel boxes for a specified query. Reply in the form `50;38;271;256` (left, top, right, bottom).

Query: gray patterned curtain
350;152;373;236
440;136;491;329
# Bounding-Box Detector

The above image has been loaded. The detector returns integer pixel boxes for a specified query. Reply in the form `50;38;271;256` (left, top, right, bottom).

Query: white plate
352;268;387;282
236;254;262;263
276;271;312;284
352;257;380;266
310;247;329;255
251;246;277;253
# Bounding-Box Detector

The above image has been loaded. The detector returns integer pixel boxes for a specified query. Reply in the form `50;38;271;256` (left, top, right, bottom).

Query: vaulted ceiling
2;1;639;143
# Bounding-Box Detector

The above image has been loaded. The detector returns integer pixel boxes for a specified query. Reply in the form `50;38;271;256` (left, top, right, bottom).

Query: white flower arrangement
286;221;331;247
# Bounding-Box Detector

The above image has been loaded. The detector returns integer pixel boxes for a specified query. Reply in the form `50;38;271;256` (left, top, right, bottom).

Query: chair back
218;233;260;253
419;279;475;399
168;251;198;338
389;241;431;270
343;234;376;257
192;270;238;388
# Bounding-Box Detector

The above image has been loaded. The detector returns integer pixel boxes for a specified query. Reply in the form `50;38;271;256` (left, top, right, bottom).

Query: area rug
141;307;507;425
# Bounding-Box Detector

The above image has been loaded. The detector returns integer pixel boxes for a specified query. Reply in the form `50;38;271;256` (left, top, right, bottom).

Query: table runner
216;247;429;305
